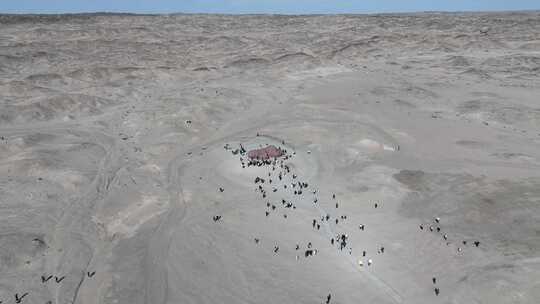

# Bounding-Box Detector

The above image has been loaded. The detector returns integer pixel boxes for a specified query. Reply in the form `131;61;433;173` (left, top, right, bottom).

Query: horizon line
1;9;539;16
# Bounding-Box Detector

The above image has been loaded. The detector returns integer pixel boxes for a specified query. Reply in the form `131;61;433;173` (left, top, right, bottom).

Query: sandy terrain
1;12;540;304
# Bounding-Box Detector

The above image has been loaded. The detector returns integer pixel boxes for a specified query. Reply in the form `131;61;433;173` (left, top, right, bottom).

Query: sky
1;0;540;14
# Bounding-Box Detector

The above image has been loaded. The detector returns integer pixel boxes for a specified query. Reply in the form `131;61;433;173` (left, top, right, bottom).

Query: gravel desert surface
1;12;540;304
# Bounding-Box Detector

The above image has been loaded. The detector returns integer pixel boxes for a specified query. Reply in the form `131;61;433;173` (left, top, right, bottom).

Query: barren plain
1;12;540;304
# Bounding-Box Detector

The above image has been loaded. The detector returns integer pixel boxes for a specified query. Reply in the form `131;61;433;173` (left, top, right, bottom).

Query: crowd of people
219;141;391;302
418;216;482;296
3;271;96;304
216;139;483;301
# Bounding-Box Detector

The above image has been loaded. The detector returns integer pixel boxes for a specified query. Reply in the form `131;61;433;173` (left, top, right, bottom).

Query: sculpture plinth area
247;145;285;160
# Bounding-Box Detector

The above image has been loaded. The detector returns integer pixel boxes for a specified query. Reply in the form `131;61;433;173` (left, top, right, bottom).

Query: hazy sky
1;0;540;14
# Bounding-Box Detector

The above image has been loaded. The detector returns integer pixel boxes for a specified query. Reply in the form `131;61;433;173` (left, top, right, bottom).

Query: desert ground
1;12;540;304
